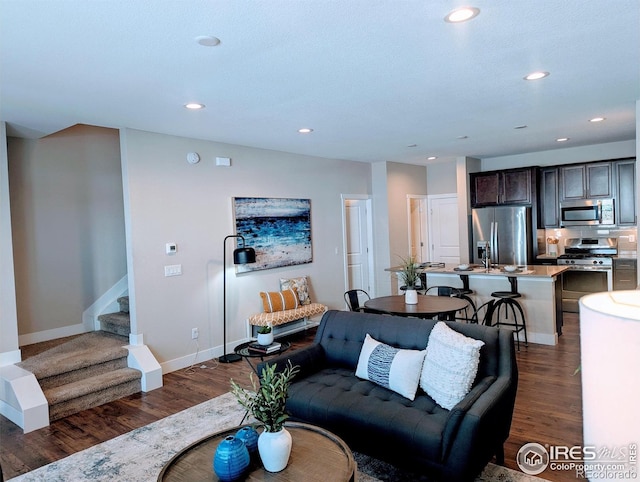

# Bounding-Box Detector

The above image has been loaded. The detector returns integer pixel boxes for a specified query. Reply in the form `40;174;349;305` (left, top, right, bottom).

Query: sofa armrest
256;344;326;381
441;375;497;457
439;329;518;480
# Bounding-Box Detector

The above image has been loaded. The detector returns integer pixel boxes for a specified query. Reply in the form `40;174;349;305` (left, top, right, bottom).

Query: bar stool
486;276;528;350
423;274;476;322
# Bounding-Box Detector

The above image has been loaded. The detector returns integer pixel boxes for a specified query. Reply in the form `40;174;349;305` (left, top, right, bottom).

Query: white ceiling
1;0;638;165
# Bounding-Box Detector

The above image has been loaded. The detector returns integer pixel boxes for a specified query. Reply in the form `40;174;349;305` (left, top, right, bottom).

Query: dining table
363;294;470;320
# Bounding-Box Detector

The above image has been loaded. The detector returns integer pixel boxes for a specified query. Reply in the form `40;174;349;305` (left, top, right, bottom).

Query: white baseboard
18;323;89;347
159;337;255;374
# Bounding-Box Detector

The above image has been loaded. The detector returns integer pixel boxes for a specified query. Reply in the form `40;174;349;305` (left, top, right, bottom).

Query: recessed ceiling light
524;71;550;81
445;7;480;23
427;156;438;161
298;128;313;134
589;117;606;123
556;137;570;142
195;35;221;47
184;103;205;110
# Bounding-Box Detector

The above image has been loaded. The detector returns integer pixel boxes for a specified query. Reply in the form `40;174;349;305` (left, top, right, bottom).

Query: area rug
8;392;548;482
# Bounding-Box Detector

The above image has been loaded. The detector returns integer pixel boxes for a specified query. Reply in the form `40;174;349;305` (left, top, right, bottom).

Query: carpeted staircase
17;297;141;421
98;296;131;337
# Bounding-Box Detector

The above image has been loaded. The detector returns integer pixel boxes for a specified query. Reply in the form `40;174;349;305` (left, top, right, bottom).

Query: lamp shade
580;290;640;481
233;247;256;265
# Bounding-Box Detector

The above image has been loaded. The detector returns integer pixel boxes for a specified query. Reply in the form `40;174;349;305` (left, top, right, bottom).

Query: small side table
234;341;291;374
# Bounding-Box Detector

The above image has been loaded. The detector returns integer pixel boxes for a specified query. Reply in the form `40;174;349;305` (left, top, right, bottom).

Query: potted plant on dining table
230;361;300;473
399;255;420;304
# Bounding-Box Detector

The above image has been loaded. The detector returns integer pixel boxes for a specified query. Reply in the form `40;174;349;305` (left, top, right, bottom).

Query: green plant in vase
230;361;300;472
399;255;420;287
256;324;273;345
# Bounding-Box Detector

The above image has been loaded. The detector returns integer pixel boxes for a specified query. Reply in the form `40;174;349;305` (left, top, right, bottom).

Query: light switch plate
164;264;182;277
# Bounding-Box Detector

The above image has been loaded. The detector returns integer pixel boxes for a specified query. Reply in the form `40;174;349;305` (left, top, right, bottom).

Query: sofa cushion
280;276;311;305
285;367;449;463
260;288;299;313
420;322;485;410
356;334;426;400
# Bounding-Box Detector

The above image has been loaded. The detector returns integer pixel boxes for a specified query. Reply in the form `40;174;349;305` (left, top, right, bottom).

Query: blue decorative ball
213;435;250;481
235;426;259;456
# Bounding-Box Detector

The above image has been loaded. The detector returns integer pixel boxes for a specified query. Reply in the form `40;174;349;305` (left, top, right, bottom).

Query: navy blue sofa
260;309;518;481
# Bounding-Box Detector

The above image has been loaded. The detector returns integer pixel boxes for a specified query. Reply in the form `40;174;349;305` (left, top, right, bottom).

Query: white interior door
428;194;461;264
343;198;373;296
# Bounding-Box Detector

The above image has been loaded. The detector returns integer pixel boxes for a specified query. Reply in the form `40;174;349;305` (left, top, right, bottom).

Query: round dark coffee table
157;422;356;481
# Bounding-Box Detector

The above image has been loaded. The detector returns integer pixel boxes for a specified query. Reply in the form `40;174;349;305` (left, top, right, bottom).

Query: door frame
406;194;429;263
341;194;375;299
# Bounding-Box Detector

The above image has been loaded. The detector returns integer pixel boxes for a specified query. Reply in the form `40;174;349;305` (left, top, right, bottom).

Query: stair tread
98;311;130;324
18;332;129;379
45;367;141;405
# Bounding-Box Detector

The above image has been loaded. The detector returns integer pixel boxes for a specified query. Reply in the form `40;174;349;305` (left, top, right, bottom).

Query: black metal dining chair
344;289;371;312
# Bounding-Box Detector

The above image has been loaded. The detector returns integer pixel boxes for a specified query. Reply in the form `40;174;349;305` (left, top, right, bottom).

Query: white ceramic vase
258;428;292;472
257;332;274;346
405;289;418;304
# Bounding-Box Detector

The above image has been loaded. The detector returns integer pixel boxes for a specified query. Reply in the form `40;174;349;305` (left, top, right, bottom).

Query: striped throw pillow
260;289;299;313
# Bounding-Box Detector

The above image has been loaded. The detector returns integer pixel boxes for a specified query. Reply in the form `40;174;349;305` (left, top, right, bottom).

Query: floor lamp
219;234;256;363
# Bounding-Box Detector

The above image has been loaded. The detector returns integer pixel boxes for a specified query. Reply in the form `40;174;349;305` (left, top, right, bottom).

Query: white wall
426;160;457;195
370;162;427;294
120;128;371;367
7;125;126;337
0;122;20;364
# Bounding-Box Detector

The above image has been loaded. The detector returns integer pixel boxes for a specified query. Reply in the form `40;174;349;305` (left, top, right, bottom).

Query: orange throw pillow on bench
260;289;299;313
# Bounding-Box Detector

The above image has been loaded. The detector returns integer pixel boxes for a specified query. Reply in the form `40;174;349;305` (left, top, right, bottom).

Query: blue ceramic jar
235;426;259;456
213;435;250;481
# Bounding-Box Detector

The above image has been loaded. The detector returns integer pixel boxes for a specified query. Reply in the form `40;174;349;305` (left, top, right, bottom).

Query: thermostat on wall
216;156;231;167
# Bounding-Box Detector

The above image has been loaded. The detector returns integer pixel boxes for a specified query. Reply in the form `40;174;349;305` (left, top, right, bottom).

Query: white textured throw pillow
356;334;426;401
420;322;485;410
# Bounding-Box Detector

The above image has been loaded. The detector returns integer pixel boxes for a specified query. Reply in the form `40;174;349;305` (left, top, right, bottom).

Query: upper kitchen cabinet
539;167;560;227
470;167;534;207
615;158;636;225
560;162;612;201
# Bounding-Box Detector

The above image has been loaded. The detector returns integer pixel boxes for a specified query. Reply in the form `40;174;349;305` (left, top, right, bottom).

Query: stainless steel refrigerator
471;206;533;266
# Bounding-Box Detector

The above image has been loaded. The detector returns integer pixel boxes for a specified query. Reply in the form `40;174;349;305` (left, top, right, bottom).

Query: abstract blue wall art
233;197;312;272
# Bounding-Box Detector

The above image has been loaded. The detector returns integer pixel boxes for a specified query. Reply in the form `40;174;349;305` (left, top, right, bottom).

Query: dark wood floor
1;314;584;481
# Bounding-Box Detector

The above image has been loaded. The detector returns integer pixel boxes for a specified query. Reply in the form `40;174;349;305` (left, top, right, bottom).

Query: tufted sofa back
314;310;503;382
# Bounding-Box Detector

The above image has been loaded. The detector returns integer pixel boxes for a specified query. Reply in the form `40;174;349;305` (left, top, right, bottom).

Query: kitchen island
388;264;568;345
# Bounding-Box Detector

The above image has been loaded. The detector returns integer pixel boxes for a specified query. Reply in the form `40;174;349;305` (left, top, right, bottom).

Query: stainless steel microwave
560;199;615;227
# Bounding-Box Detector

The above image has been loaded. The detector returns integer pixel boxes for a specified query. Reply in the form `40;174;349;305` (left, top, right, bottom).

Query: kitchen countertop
388;264;568;278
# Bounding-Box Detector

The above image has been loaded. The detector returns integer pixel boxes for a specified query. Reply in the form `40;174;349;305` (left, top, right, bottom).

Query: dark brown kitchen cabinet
613;258;637;290
470;168;533;207
560;162;612;201
615;159;636;225
539;167;560;227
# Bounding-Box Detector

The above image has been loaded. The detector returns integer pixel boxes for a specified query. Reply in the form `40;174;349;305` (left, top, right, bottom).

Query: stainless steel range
558;238;617;312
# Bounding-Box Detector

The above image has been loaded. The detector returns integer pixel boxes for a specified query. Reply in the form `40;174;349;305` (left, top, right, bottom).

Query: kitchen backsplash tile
540;226;638;256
